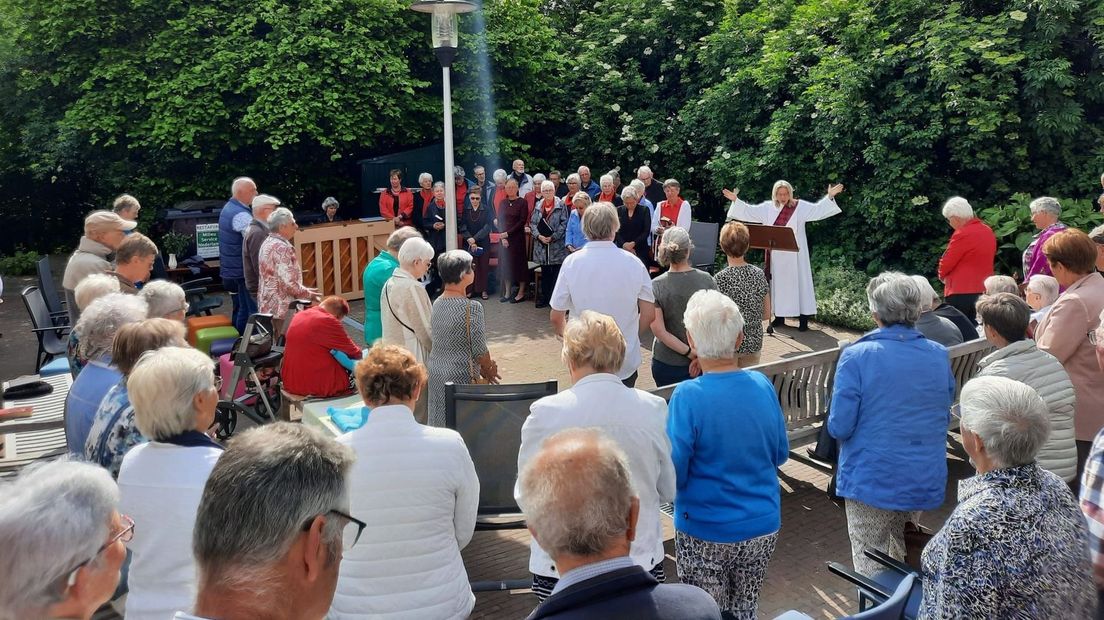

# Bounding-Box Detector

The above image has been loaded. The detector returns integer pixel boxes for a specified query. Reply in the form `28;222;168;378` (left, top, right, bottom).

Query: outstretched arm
724;188;767;222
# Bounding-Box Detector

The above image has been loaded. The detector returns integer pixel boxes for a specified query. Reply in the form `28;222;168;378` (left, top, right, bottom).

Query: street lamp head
411;0;477;67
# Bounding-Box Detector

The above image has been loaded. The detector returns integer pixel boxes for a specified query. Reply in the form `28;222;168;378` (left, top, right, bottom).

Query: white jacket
118;442;222;620
331;405;479;619
515;373;676;577
977;339;1078;481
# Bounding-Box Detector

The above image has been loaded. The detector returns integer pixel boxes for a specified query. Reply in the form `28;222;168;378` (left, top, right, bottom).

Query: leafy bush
813;260;876;332
978;193;1100;277
0;249;42;276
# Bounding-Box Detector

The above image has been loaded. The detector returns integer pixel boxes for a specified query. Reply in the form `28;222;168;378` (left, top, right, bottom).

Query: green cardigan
362;251;399;344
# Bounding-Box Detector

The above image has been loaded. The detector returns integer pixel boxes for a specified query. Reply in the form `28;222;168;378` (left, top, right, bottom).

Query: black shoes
771;316;787;328
798;315;810;332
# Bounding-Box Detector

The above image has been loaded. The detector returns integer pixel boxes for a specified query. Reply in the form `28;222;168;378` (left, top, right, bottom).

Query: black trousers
945;293;981;320
539;263;561;304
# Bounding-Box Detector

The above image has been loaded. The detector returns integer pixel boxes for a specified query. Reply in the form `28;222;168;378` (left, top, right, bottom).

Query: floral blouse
920;463;1095;618
84;381;147;478
258;234;312;319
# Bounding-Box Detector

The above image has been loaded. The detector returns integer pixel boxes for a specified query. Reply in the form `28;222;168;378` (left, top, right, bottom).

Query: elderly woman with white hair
650;227;717;386
828;273;955;575
984;274;1020;295
381;236;434;364
530;180;569;308
616;185;652;264
67;273;122;377
426;250;500;426
666;290;788;619
1025;273;1060;332
937;196;997;318
117;346;223;620
0;461;131;620
974;293;1077;482
910;275;963;347
84;318;189;478
597;173;623;206
413;171;435;230
1024;196;1067;281
920;376;1095;618
65;293;148;453
138;280;187;322
518;311;675;601
725;180;844;331
564;190;592;253
258;207;318;328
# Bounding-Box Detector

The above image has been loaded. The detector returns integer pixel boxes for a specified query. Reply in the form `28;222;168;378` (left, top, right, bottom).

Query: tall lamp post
411;0;477;252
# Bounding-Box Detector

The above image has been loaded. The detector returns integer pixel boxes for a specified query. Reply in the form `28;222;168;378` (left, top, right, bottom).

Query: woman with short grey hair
828;272;955;574
597;173;622;206
616;185;652;264
666;290;788;618
582;201;620;242
1024;196;1067;281
910;275;963;347
139;280;187;322
650;226;717;386
68;273;123;377
66;293;148;452
530;180;569;308
258;207;318;327
381;237;434;365
920;376;1095;618
0;460;129;620
118;346;223;620
426;250;500;426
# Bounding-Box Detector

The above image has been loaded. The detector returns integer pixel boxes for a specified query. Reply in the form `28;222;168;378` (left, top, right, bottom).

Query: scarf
660;197;684;224
419;188;434;216
542;197;555;217
598;192;616;203
773;199;798;226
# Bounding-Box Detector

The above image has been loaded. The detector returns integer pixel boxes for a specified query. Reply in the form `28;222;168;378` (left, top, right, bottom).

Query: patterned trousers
845;499;920;575
675;530;778;620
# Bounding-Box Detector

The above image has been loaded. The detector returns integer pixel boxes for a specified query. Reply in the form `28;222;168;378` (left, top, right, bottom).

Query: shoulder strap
383;281;416;334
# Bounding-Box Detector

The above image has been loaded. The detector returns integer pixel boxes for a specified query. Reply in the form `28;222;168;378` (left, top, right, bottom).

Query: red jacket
281;306;361;398
938;218;997;296
379;188;415;226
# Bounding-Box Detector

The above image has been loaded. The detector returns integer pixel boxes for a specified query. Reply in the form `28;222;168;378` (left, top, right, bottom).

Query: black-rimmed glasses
66;514;135;586
302;509;366;550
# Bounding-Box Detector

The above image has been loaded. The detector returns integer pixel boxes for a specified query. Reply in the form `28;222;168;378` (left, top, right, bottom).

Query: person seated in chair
920;376;1095;619
519;427;721;620
281;296;362;398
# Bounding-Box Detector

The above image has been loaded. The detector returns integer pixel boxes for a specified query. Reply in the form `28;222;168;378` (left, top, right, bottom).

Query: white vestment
726;196;840;317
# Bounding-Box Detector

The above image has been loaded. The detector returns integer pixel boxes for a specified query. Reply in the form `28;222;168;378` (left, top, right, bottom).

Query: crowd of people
6;167;1104;620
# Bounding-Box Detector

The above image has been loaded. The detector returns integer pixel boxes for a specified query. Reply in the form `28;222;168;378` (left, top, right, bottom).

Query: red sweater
938;218;997;296
281;306;361;398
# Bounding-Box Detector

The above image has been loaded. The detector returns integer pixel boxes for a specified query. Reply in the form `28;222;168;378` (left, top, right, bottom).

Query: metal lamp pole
411;0;477;252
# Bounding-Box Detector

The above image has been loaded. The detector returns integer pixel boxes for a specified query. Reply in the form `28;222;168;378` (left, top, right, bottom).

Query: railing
650;338;993;443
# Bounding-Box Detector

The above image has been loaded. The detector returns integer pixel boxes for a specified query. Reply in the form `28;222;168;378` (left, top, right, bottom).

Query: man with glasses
0;461;131;619
178;423;359;620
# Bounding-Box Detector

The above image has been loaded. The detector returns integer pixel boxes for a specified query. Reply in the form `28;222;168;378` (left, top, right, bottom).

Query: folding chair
181;277;224;317
444;379;558;591
211;313;284;439
773;572;917;620
21;286;71;371
827;549;922;620
688;220;720;273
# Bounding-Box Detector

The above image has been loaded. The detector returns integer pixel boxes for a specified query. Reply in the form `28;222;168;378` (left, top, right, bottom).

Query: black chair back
21;286;70;370
689;220;720;273
36;257;68;324
444;380;558;516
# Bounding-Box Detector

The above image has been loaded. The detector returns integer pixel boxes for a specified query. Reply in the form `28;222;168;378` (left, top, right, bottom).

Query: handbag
466;302;489;385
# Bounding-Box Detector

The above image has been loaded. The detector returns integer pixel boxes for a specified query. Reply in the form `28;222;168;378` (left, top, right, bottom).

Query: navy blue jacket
526;566;721;620
218;197;251;278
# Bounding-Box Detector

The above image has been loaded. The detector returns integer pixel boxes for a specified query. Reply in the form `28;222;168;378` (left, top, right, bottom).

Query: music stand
744;224;799;335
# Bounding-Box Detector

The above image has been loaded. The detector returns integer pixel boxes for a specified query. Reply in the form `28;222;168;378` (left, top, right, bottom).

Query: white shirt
118;442;222;620
331;405;479;619
516;373;676;577
550;241;655;379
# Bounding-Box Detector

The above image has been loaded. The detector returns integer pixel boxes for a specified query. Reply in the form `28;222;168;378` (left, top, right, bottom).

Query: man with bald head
518;428;720;620
511;159;534;195
219;176;259;332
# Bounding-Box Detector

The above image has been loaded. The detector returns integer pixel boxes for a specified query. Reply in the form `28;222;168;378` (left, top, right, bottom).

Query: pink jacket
1036;272;1104;441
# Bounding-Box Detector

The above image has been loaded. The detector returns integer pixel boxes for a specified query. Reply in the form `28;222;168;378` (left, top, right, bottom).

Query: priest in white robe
724;180;844;331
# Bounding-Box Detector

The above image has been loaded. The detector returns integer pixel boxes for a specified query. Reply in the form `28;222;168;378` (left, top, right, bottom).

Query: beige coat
62;236;114;323
380;268;432;362
1036;272;1104;441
